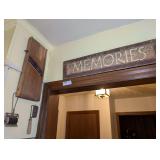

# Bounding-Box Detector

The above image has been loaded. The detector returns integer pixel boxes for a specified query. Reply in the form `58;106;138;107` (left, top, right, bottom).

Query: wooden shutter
16;37;47;101
27;37;47;72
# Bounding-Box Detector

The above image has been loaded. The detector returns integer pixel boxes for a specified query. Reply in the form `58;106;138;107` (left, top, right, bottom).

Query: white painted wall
4;20;54;138
56;92;112;139
45;19;156;82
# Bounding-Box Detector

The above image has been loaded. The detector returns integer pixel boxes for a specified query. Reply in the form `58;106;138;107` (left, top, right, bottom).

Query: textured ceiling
27;19;142;45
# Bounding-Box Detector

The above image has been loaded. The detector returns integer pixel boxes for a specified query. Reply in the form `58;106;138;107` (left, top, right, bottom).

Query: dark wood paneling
45;94;59;139
48;64;156;94
37;89;59;139
36;84;50;138
65;110;100;139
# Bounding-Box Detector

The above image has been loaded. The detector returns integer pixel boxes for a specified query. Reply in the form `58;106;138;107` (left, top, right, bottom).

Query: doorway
118;113;156;139
65;110;100;139
36;63;156;139
55;84;156;139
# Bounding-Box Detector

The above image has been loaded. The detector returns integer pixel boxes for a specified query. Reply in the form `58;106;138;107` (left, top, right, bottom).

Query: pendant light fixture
95;89;110;99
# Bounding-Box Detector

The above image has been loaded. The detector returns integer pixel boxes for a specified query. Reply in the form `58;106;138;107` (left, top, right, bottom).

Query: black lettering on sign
63;39;156;79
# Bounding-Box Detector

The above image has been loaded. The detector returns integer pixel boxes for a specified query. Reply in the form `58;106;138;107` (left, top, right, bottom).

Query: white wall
4;20;54;138
45;19;156;82
56;92;112;139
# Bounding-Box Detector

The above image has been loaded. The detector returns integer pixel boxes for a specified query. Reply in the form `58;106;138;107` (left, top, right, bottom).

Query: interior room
56;84;156;139
4;19;156;139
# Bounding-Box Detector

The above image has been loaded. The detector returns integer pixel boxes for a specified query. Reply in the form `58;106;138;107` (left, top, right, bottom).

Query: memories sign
63;39;156;79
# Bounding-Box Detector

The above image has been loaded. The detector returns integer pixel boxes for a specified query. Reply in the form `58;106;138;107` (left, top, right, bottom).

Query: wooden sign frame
63;39;156;79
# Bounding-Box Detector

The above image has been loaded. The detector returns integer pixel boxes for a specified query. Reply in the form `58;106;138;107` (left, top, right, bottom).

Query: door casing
36;64;156;139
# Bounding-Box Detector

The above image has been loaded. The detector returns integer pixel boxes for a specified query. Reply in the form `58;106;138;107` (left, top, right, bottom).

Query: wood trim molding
48;64;156;94
45;94;59;139
36;64;156;139
116;111;156;116
36;84;59;139
36;84;51;138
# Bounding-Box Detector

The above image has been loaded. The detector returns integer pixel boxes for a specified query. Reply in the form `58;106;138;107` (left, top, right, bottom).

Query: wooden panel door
65;110;100;139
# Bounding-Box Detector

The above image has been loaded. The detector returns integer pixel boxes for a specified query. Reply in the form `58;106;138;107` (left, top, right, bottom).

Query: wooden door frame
36;64;156;139
116;111;156;138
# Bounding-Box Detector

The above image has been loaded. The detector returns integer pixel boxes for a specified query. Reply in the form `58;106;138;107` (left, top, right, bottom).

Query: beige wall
45;19;156;82
56;91;156;139
56;91;112;139
4;20;53;138
114;96;156;113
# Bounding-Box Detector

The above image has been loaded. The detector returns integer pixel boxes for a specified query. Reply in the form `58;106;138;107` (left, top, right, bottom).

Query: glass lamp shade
95;89;110;98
